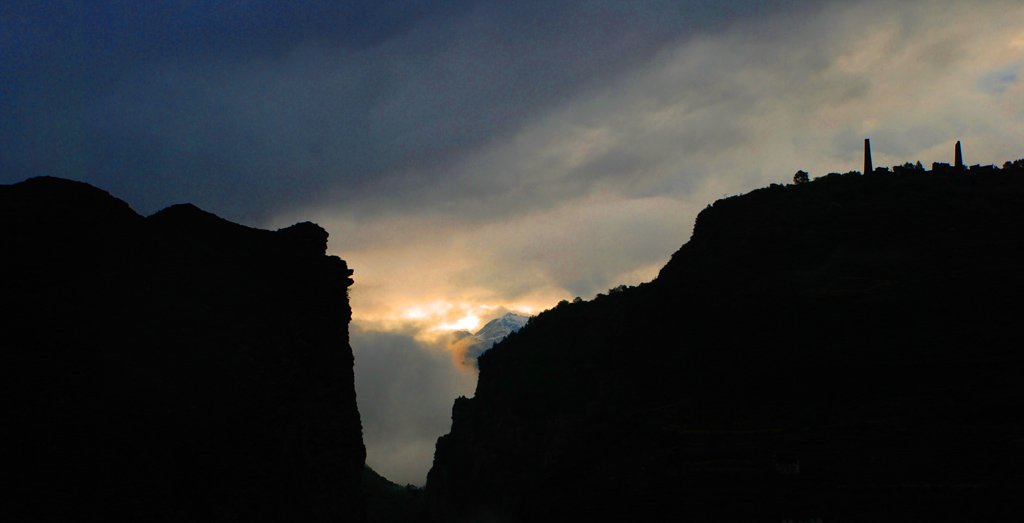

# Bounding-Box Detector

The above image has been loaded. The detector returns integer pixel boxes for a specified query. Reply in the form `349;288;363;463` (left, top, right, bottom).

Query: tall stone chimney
955;141;964;169
864;139;873;175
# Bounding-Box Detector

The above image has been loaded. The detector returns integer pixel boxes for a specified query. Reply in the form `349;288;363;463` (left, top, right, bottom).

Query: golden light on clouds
260;0;1024;486
399;302;491;335
271;189;691;343
434;313;482;333
261;1;1024;347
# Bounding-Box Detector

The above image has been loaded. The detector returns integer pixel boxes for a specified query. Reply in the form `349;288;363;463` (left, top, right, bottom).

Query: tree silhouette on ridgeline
426;156;1024;523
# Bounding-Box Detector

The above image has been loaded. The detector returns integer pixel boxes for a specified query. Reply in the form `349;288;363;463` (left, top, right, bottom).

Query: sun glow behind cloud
260;0;1024;486
4;0;1022;494
433;313;481;333
398;302;487;335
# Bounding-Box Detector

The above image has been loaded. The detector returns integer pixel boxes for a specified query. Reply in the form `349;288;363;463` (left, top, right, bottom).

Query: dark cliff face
3;177;365;522
426;166;1024;522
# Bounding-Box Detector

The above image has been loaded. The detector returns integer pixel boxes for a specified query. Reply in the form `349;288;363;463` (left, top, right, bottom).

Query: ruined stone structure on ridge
933;141;969;173
867;138;978;175
864;138;873;175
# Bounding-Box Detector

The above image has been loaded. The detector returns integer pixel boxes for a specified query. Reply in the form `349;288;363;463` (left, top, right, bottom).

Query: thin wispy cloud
3;0;1021;486
307;0;1022;483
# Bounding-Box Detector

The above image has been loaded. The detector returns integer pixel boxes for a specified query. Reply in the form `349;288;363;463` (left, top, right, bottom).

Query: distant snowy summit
474;313;530;348
454;313;530;363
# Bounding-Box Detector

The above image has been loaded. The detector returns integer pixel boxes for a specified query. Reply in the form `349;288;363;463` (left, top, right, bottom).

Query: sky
3;0;1022;485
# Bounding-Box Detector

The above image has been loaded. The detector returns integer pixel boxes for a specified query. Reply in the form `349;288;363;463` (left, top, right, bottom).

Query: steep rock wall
3;177;365;522
426;166;1024;522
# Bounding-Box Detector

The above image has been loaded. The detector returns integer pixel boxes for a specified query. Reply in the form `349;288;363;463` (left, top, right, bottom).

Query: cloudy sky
3;0;1021;485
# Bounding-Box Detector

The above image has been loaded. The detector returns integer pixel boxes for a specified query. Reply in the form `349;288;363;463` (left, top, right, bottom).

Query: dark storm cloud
2;0;825;224
6;0;1021;491
1;0;476;220
0;1;478;73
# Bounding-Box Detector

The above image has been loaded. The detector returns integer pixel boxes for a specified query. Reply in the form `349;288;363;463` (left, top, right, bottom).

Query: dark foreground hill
426;165;1024;522
2;177;365;522
363;466;425;523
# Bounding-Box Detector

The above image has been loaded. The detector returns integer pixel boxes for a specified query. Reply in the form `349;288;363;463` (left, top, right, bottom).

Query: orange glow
433;313;481;333
267;186;693;347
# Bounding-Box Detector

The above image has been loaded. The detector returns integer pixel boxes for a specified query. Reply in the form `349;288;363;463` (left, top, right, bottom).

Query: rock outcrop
3;177;365;522
426;164;1024;522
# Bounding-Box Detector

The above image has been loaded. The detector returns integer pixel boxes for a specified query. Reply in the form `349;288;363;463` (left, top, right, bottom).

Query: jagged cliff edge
3;176;366;522
425;162;1024;522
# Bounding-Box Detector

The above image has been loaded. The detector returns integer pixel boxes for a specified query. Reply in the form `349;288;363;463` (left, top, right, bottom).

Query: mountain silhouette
426;163;1024;522
3;177;365;522
453;312;531;363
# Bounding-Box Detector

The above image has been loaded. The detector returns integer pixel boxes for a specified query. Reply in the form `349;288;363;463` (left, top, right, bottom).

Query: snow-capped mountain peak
456;312;530;362
474;313;529;345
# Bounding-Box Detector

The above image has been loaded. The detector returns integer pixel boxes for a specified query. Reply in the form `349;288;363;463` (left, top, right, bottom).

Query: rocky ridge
426;163;1024;522
4;176;366;522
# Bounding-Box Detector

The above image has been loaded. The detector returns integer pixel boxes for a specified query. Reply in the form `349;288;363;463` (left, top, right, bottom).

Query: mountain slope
426;165;1024;522
460;313;531;361
363;466;425;523
4;177;366;522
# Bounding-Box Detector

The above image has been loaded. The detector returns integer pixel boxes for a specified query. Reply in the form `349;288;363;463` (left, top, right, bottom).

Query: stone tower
864;139;873;175
955;141;964;169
